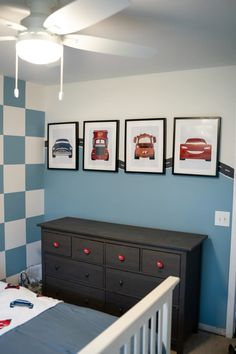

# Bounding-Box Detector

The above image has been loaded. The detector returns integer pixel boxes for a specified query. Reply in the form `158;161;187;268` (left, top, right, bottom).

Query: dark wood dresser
39;217;206;354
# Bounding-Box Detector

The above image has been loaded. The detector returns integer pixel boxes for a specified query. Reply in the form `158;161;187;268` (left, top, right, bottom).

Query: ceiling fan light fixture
16;32;63;64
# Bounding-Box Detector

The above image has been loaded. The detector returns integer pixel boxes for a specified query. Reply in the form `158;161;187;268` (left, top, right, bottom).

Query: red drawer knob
156;260;164;269
53;241;59;248
118;254;125;262
83;248;91;255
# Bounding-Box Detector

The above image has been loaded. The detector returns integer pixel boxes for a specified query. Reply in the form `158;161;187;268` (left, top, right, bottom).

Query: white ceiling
0;0;235;85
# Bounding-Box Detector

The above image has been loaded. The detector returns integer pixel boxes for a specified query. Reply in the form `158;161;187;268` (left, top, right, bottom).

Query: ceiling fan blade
0;4;30;19
44;0;130;35
63;34;157;58
0;16;27;31
0;35;16;41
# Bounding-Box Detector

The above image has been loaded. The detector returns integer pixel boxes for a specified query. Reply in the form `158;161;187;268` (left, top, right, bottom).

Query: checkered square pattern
0;75;45;281
0;136;3;165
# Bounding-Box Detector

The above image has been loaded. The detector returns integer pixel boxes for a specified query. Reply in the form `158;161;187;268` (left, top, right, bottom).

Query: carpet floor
171;331;236;354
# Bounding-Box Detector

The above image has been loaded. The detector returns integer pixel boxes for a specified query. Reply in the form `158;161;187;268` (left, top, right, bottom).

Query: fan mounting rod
22;0;58;30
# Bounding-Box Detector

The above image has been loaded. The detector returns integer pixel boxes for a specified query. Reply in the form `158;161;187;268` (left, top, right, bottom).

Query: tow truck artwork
91;130;109;161
133;133;156;159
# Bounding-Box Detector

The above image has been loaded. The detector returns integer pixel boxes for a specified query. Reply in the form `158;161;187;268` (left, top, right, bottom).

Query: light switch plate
215;211;230;227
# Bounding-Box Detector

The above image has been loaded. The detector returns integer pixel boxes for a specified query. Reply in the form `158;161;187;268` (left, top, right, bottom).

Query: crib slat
133;329;141;354
158;309;163;353
142;320;149;354
162;300;172;353
150;315;156;354
124;339;131;354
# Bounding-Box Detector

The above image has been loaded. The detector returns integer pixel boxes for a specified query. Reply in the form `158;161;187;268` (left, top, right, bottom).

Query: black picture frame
172;117;221;176
83;120;119;172
125;118;166;174
47;122;78;170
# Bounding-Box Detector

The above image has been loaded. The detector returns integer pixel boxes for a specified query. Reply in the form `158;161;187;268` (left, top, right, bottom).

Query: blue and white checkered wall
0;76;45;283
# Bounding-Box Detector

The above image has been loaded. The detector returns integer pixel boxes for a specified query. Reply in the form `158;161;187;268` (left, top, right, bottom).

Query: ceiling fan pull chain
58;46;64;101
14;50;19;98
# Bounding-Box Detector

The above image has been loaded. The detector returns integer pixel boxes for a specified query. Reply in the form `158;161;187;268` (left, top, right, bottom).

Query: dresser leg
176;342;184;354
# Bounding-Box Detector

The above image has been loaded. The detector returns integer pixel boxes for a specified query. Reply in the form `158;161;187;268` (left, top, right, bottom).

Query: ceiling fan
0;0;156;99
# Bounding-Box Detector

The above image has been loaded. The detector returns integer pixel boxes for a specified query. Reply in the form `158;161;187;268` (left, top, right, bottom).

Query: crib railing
78;276;180;354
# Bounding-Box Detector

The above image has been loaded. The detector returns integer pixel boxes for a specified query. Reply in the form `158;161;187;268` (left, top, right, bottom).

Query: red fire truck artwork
133;133;156;159
91;130;109;161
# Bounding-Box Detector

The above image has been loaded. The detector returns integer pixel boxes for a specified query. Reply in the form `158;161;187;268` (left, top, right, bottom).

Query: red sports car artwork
180;138;212;161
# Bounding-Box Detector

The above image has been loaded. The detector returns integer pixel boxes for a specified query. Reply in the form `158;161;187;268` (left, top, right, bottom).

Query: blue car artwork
52;138;73;158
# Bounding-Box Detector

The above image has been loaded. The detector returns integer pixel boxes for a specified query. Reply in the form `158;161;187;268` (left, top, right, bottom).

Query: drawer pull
119;280;124;287
118;254;125;262
119;308;124;314
53;241;59;248
156;260;164;269
83;248;91;255
55;265;60;271
85;273;90;278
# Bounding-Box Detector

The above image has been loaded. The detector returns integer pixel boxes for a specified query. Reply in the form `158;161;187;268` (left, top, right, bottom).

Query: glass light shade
16;32;63;64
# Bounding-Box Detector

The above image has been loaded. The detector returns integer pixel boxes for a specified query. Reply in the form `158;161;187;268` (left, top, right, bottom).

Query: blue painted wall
45;146;233;329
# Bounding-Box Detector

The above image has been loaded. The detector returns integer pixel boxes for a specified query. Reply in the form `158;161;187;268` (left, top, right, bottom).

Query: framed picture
172;117;221;176
125;118;166;174
47;122;78;170
83;120;119;172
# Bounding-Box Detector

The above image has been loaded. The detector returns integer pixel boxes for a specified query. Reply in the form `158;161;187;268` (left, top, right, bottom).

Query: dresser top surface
39;217;207;251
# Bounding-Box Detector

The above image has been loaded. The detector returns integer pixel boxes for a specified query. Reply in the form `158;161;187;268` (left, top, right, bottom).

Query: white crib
79;276;180;354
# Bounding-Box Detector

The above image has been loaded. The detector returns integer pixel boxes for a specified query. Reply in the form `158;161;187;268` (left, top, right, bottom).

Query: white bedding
0;281;60;335
0;281;6;292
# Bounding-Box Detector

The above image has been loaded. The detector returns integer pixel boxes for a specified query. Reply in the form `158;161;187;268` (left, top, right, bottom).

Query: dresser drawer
106;268;162;298
106;292;138;316
45;254;104;288
106;268;179;305
142;249;180;278
44;276;105;310
42;231;71;257
72;237;103;264
106;243;139;271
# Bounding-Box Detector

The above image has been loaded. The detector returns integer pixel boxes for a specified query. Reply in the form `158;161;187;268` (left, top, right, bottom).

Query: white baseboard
198;323;226;336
